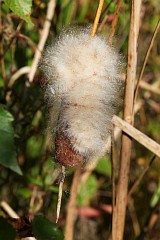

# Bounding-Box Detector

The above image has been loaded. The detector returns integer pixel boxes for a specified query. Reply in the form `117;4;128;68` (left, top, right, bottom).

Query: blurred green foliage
78;175;97;206
32;215;64;240
0;217;16;240
0;0;160;239
3;0;33;24
0;105;22;174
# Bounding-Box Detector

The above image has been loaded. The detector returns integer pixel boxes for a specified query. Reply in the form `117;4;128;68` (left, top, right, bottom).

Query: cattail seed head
41;26;124;167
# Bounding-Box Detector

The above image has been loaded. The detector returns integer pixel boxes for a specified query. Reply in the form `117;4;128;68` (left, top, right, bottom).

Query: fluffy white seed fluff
41;26;123;162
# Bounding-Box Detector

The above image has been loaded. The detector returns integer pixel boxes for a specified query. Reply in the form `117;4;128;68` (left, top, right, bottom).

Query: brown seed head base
55;124;84;167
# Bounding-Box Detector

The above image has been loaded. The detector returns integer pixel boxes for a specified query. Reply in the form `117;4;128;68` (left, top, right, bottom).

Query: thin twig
112;1;142;239
0;201;19;218
133;19;160;112
98;0;113;31
65;167;82;240
108;0;123;45
9;66;31;87
28;0;56;82
90;0;104;37
0;20;24;59
127;156;155;237
112;116;160;157
56;165;65;223
128;155;155;198
128;198;140;237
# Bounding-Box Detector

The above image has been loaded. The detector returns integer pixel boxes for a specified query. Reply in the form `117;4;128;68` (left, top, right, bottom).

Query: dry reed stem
65;167;82;240
133;19;160;110
28;0;56;82
112;116;160;157
112;1;142;239
56;165;65;223
0;201;19;218
108;0;123;45
111;126;117;240
90;0;104;37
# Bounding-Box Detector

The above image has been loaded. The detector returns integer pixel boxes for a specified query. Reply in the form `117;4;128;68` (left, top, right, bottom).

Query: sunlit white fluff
42;26;123;163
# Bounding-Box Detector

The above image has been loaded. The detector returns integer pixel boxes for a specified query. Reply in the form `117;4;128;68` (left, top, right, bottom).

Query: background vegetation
0;0;160;239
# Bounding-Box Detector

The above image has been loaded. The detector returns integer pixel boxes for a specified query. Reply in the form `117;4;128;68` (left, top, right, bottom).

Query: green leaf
3;0;33;24
150;180;160;208
96;157;111;177
32;215;64;240
26;135;44;159
0;217;16;240
17;187;32;198
77;175;97;206
0;105;22;175
26;175;43;187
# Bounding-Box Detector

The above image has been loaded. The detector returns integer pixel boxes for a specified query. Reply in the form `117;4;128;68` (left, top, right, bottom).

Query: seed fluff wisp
41;26;123;167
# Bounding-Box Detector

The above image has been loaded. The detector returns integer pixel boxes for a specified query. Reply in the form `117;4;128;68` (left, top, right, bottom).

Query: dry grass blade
28;0;56;82
112;116;160;157
90;0;104;37
56;166;65;223
111;126;117;240
0;201;19;218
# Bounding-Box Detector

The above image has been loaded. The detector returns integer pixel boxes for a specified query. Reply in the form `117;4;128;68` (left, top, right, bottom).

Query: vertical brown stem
0;3;6;80
111;126;116;240
65;167;82;240
108;0;123;45
112;1;142;239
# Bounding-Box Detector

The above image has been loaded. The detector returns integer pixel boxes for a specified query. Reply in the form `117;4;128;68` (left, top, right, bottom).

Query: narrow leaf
0;105;22;175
